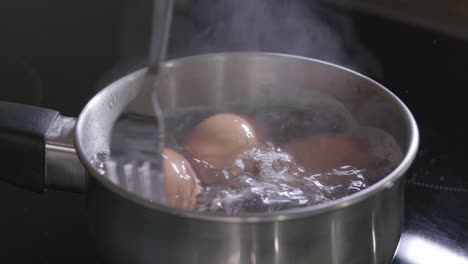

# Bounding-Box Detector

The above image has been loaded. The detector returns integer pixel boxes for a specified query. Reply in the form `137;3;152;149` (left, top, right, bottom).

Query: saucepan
0;52;419;264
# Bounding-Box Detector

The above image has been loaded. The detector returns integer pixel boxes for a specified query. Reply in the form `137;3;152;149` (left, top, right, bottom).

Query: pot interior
75;52;418;216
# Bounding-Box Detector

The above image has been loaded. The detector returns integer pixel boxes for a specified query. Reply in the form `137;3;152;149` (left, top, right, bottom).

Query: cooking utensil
108;0;173;203
0;52;419;264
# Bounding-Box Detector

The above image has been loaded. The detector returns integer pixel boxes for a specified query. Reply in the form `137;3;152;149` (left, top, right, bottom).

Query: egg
162;148;201;209
283;133;372;173
183;113;260;185
243;115;271;145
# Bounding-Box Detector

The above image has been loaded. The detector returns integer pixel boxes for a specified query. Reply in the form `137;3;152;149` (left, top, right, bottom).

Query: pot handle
0;101;87;192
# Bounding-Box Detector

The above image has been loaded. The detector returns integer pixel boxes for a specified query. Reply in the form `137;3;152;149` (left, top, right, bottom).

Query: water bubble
89;104;403;214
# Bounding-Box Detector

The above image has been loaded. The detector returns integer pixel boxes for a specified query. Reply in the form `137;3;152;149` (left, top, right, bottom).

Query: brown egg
162;148;201;209
183;113;260;185
283;133;371;173
242;115;271;144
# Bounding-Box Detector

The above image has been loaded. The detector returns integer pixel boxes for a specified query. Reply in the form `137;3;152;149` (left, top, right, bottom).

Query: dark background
0;0;467;263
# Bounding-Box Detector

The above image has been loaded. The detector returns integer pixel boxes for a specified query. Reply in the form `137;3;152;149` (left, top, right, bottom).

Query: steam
186;0;343;56
176;0;382;78
96;0;382;91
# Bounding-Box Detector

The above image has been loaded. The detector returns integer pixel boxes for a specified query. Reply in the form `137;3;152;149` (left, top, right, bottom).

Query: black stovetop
1;1;467;263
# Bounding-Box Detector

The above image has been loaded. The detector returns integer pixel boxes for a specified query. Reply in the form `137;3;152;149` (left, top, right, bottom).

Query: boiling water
91;105;404;214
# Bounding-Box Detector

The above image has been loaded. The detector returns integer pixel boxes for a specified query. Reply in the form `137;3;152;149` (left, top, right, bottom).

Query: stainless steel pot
0;52;419;264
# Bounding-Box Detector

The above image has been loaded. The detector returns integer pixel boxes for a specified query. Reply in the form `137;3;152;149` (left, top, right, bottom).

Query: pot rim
75;52;419;223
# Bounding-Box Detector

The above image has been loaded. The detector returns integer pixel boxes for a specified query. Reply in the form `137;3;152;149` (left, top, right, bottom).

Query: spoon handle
148;0;174;75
